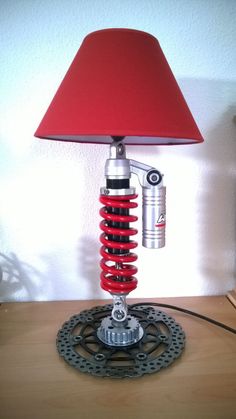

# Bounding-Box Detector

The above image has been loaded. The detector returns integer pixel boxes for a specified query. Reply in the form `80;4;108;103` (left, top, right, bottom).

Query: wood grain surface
0;296;235;419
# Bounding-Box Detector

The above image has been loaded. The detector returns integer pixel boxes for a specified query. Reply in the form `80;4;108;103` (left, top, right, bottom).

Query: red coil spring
99;194;138;294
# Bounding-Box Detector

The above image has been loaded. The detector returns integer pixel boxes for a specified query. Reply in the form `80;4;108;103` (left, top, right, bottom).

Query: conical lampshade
35;28;203;145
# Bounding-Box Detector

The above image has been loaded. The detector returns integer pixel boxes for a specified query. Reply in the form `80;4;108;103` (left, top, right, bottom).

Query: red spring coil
99;194;138;294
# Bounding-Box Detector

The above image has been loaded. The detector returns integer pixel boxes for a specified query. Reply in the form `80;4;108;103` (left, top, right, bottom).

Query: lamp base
56;303;185;378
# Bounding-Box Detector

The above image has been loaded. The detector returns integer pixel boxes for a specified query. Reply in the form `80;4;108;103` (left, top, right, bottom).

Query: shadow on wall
198;103;236;293
0;244;103;302
0;252;43;301
77;236;103;299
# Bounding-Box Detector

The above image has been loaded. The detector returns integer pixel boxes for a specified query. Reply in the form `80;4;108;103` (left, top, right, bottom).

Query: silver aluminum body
142;186;166;248
105;157;130;179
129;159;166;249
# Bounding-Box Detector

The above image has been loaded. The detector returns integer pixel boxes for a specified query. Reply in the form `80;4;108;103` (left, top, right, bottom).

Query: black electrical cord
129;302;236;335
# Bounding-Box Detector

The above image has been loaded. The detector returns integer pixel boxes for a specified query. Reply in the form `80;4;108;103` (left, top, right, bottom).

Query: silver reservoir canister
142;186;166;249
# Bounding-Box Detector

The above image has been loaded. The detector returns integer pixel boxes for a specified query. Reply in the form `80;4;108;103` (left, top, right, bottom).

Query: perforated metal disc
56;304;185;378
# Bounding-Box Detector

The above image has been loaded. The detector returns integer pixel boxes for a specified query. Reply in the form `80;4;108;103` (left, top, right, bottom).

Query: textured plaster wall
0;0;236;301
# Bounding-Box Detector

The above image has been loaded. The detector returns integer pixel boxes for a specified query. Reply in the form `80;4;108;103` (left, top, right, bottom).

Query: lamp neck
109;139;126;159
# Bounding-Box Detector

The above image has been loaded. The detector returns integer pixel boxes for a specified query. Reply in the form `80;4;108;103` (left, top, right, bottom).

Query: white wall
0;0;236;301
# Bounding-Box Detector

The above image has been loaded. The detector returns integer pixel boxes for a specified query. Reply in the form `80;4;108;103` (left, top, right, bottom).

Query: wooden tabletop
0;296;235;419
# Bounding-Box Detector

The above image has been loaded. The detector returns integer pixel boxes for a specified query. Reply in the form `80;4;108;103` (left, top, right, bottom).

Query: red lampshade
35;28;203;145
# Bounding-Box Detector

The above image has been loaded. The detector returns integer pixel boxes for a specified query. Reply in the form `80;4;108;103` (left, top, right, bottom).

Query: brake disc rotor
56;304;185;378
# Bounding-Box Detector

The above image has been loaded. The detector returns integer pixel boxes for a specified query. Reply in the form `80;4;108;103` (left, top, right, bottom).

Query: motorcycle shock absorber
97;139;166;346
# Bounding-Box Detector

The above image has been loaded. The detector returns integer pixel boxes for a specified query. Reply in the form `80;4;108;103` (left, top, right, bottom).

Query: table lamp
35;28;203;378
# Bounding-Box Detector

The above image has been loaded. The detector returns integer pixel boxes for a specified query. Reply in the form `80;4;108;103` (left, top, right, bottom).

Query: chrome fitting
112;294;128;322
